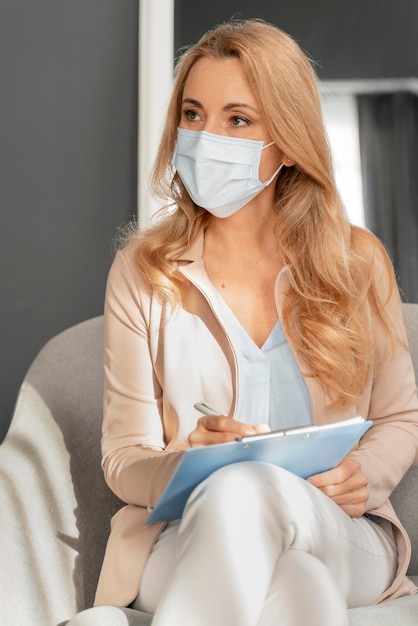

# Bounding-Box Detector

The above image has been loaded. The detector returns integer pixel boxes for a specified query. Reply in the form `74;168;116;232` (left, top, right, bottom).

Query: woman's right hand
188;415;271;447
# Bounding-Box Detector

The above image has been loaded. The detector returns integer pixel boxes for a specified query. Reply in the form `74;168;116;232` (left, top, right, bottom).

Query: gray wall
175;0;418;80
0;0;138;441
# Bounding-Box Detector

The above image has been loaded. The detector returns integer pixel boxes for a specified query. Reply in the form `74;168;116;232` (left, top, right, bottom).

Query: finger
189;417;259;447
199;415;259;437
307;467;346;489
339;501;368;518
325;484;369;506
189;428;236;446
311;480;368;518
252;423;271;434
307;459;360;488
334;480;369;517
314;470;367;495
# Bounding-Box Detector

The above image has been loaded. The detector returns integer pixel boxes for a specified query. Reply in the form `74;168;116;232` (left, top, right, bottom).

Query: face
179;56;284;183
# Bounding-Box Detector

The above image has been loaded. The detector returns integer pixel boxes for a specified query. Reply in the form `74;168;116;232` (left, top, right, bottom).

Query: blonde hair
131;19;400;408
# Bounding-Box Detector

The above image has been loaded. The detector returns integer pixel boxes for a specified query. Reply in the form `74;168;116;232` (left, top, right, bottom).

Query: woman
94;19;418;625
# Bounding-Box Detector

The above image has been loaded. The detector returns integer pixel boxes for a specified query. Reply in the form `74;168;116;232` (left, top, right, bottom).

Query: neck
204;208;281;263
210;195;277;235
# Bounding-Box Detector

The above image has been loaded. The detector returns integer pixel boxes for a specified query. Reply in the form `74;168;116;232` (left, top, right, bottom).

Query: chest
205;262;280;348
151;269;364;429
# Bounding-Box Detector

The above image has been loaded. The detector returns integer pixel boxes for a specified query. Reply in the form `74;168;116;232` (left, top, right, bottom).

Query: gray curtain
358;92;418;302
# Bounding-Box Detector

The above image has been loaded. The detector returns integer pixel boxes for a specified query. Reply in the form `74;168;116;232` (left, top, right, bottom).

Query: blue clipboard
146;416;372;524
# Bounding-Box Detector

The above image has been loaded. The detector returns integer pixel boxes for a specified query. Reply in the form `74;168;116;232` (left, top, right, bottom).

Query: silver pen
194;401;227;416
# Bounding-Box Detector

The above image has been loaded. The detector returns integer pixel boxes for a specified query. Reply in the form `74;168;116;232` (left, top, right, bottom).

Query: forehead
182;56;257;105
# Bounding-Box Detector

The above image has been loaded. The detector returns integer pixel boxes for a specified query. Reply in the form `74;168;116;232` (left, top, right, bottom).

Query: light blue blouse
214;291;312;431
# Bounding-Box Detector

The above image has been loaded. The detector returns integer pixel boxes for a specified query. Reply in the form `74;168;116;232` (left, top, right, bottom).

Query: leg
149;462;397;625
132;520;180;614
258;519;398;625
258;551;349;626
151;462;281;626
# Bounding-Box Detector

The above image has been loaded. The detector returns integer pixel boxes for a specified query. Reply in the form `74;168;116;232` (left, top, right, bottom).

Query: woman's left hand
307;458;368;518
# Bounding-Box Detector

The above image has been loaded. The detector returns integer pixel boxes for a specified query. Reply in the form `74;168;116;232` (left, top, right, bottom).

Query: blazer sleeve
101;247;184;508
348;240;418;512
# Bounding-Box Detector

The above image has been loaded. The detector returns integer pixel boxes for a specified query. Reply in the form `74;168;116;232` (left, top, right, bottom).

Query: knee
186;461;321;525
202;460;274;497
185;461;301;518
183;462;268;518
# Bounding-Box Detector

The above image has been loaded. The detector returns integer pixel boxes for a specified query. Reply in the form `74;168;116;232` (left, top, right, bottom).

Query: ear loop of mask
261;141;285;185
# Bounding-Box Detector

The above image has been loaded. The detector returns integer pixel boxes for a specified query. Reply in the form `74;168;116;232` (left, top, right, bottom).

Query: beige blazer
94;234;418;608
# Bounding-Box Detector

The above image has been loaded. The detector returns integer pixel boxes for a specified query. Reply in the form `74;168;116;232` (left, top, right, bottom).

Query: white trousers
133;462;398;626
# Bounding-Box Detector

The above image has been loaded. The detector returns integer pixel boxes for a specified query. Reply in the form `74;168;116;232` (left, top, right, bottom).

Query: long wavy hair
130;18;400;408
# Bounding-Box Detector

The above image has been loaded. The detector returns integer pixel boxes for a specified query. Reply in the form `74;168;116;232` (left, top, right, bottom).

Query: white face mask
173;128;283;218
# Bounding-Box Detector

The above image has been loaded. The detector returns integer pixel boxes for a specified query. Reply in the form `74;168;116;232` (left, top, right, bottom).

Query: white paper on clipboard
146;416;372;524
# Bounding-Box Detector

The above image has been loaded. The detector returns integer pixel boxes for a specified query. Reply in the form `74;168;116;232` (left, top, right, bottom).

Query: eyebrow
181;98;259;113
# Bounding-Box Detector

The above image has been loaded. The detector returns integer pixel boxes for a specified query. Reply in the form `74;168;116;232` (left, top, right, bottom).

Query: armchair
1;307;418;625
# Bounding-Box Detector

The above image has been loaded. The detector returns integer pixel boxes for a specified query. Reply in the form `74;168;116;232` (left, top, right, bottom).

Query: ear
282;156;296;167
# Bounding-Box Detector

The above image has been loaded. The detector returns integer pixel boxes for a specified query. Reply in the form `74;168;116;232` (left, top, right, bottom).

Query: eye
231;116;249;127
183;109;201;122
